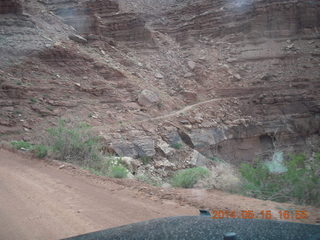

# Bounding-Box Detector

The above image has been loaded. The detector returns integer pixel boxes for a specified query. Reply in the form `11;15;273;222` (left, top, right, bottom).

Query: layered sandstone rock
154;0;320;43
45;0;153;45
0;0;23;14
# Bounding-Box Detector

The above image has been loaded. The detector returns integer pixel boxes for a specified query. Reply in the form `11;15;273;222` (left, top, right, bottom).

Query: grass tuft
11;141;33;150
109;165;128;178
170;166;211;188
170;142;183;149
33;144;48;158
140;156;151;165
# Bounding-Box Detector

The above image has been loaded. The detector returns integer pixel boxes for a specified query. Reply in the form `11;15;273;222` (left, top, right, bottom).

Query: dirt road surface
0;149;197;240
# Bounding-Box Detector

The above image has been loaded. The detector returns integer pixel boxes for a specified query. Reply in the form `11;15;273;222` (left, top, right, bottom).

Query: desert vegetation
170;167;211;188
11;140;48;159
9;120;320;207
168;152;320;207
239;153;320;207
169;161;241;190
11;120;130;179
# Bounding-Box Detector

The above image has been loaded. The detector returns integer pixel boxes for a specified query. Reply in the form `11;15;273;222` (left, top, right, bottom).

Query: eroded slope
0;0;319;178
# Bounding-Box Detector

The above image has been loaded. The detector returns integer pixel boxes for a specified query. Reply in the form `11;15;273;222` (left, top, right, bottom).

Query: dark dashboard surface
64;216;320;240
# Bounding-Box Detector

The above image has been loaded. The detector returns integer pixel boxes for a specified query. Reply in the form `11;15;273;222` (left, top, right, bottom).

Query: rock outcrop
154;0;320;44
138;89;161;107
110;137;156;158
0;0;23;14
46;0;153;45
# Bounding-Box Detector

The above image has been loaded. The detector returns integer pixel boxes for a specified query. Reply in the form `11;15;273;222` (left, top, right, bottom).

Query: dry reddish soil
0;149;196;240
0;149;319;240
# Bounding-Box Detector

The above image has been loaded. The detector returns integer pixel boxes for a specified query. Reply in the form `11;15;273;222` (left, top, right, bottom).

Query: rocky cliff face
45;0;153;45
0;0;22;14
154;0;320;44
0;0;319;178
145;0;320;163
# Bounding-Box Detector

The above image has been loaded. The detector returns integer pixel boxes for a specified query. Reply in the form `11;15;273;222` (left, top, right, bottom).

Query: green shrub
33;144;48;158
11;141;33;150
14;110;22;115
140;156;151;165
47;105;54;111
30;98;37;103
109;165;128;178
39;120;132;179
171;167;211;188
171;142;183;149
209;157;225;163
240;154;320;206
47;120;102;165
15;80;22;86
11;141;48;159
240;160;270;187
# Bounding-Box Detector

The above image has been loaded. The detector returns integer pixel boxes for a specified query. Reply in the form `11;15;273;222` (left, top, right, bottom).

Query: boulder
187;60;196;70
188;128;228;148
181;91;197;102
184;72;193;78
110;141;137;158
157;139;175;156
110;137;156;158
138;89;160;107
162;131;182;146
69;33;88;43
155;73;164;79
187;150;210;166
232;73;242;81
133;137;156;157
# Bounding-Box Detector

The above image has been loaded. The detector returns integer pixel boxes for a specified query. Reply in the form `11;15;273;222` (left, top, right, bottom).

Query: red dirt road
0;149;197;240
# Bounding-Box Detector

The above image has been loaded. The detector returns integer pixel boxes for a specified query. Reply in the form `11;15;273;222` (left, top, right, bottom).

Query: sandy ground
0;149;197;240
0;149;319;240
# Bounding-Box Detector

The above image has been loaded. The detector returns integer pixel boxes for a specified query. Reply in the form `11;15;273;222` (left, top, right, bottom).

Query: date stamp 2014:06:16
211;210;309;220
